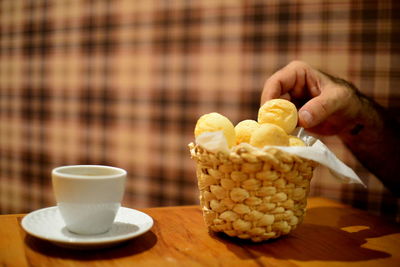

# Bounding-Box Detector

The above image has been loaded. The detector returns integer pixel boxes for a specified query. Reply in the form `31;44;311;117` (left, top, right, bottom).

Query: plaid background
0;0;399;221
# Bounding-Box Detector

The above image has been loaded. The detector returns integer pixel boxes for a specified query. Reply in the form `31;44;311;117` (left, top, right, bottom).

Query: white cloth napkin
195;128;365;186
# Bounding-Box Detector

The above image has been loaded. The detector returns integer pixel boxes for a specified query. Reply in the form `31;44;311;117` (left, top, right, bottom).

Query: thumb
298;96;332;128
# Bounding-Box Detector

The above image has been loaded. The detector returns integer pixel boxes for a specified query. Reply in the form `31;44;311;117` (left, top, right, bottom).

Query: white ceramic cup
52;165;126;235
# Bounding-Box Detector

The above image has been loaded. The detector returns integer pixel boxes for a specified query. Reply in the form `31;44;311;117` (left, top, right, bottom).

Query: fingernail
299;110;313;127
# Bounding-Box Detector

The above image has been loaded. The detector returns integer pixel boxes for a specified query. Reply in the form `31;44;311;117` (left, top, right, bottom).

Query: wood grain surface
1;197;399;267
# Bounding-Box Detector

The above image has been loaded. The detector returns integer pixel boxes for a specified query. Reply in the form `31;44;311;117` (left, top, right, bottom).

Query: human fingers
260;61;315;105
298;87;342;128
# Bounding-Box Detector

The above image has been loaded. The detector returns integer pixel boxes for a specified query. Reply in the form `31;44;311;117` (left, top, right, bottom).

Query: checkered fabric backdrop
0;0;399;221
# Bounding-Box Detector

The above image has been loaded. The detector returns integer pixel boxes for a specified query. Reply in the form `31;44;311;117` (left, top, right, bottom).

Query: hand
261;61;362;135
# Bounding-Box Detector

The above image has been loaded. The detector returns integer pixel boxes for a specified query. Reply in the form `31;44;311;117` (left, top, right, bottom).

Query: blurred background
0;0;399;221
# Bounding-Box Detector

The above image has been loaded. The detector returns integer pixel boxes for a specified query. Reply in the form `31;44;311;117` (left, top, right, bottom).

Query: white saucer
21;206;153;249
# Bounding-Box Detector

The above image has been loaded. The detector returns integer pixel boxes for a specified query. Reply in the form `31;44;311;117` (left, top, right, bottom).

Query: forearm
338;91;400;196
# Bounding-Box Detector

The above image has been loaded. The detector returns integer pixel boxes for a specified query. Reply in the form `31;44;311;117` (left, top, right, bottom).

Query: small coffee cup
52;165;126;235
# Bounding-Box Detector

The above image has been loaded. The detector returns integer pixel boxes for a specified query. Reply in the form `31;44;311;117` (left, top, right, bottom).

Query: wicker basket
189;142;317;242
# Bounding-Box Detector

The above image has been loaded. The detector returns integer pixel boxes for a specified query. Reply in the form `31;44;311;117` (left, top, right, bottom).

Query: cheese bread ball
194;112;236;147
258;99;298;134
249;123;289;148
235;120;260;145
288;136;306;146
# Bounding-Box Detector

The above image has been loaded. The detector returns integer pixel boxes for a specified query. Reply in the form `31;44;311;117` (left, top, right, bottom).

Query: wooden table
1;197;399;266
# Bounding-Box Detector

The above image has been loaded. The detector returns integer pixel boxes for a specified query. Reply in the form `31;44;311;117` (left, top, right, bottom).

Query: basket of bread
189;99;318;242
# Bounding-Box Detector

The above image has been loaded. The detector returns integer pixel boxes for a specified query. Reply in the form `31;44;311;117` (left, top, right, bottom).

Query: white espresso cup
52;165;126;235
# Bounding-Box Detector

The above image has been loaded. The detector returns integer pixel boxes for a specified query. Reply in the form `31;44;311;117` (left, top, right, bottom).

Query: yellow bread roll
258;99;298;134
289;136;306;146
194;112;236;147
249;123;289;148
235;120;260;145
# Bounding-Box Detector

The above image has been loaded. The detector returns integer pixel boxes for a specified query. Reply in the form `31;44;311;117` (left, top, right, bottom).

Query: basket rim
189;142;317;166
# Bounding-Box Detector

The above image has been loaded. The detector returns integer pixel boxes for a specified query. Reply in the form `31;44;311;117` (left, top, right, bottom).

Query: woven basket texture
189;142;317;242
